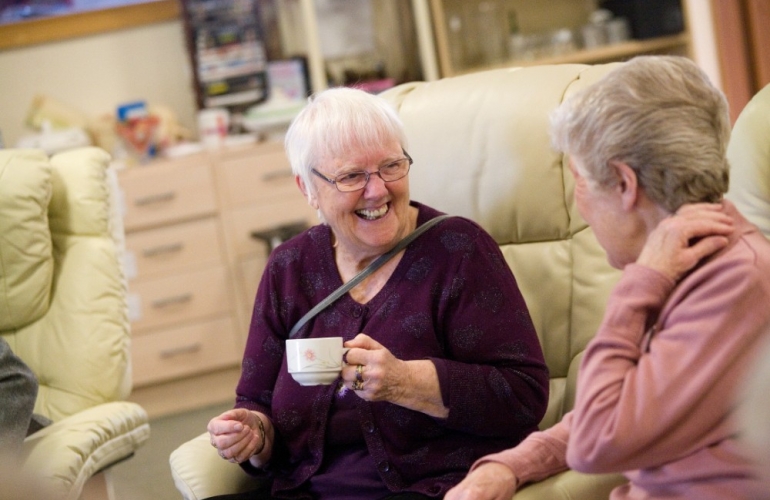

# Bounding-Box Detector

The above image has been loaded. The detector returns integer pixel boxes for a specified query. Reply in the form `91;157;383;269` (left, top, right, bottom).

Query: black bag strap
288;214;451;338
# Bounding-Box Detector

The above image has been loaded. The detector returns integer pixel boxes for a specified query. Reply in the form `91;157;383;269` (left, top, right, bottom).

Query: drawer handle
142;242;184;257
261;169;294;182
159;342;202;359
151;293;193;308
134;191;176;206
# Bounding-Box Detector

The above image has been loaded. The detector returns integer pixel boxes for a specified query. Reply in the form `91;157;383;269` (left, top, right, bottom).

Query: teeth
356;205;388;220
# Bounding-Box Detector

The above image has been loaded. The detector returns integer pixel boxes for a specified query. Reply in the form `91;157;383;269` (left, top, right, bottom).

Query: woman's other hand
445;462;518;500
342;333;448;418
208;408;270;465
637;203;733;282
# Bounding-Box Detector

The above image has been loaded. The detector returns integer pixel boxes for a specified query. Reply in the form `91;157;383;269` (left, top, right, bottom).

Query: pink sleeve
470;412;572;487
567;261;770;473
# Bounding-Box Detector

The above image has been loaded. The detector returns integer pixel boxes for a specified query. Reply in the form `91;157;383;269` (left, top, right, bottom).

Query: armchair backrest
381;64;623;428
726;83;770;239
0;147;131;422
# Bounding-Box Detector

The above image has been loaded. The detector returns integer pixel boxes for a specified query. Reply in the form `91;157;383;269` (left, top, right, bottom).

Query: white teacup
286;337;349;386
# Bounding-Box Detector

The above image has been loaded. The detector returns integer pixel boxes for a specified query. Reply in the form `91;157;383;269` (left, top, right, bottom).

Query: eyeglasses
311;151;413;192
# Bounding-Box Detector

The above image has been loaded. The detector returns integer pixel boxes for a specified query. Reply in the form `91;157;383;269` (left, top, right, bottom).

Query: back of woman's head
285;87;407;191
550;55;731;213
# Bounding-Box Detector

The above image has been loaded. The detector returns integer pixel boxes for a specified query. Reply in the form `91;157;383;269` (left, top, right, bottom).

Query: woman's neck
333;205;419;302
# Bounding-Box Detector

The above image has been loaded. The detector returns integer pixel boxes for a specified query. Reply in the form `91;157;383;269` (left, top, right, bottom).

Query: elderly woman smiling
206;87;549;499
447;56;770;500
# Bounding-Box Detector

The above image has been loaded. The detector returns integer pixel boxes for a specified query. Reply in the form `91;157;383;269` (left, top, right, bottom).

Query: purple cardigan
235;201;548;498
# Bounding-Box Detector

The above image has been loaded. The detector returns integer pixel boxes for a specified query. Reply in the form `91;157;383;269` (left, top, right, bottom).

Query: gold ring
355;364;364;382
353;379;364;391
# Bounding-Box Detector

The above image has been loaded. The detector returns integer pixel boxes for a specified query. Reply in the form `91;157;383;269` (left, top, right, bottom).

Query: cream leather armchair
382;63;630;498
0;148;150;499
169;62;628;499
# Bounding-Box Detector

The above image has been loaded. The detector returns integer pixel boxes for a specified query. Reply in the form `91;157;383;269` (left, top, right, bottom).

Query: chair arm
170;432;267;500
514;469;627;499
168;434;626;500
21;401;150;500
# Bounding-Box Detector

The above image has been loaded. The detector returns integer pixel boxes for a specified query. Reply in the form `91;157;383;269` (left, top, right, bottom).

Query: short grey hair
284;87;408;194
550;55;731;213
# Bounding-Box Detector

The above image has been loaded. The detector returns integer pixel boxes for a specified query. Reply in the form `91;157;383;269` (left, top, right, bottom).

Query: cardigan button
352;305;363;318
363;420;375;433
427;485;442;495
378;460;391;472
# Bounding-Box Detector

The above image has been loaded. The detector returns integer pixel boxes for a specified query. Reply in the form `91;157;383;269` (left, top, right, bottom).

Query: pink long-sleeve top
477;202;770;499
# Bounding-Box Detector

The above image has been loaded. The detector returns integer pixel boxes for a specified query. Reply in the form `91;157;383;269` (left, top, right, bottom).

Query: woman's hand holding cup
342;333;408;402
343;333;449;418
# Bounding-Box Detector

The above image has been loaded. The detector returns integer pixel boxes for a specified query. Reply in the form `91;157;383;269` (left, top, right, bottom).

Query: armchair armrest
515;469;627;499
170;432;267;500
21;401;149;500
168;433;626;500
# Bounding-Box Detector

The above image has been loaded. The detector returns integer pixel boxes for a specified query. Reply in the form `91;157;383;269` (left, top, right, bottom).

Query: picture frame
266;57;310;101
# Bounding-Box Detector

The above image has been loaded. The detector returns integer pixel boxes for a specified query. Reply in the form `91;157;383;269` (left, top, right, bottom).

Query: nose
362;170;388;196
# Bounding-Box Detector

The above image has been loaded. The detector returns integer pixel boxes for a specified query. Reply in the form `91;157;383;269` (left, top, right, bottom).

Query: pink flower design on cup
298;345;343;370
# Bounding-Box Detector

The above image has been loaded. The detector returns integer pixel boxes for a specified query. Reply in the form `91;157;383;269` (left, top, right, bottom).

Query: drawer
125;217;225;281
223;200;317;258
132;316;242;387
128;265;233;333
119;154;217;231
215;143;299;208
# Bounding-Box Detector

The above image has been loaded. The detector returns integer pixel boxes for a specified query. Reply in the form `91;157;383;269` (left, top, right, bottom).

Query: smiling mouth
355;204;389;220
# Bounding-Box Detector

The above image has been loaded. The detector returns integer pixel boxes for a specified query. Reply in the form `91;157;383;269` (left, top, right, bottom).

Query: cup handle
341;347;351;365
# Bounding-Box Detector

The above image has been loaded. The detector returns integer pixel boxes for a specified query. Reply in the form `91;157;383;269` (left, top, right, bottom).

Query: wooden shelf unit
453;33;690;75
428;0;692;78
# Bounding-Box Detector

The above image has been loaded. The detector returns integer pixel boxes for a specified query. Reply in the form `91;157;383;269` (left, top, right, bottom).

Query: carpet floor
111;402;231;500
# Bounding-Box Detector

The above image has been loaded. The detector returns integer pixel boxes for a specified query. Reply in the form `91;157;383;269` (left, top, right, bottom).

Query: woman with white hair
447;55;770;499
205;87;549;499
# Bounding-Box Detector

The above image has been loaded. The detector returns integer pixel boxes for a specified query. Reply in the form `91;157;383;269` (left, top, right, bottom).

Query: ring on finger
355;364;364;382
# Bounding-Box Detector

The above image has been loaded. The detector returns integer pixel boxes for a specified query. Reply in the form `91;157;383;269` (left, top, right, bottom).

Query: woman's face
570;157;640;269
310;141;412;260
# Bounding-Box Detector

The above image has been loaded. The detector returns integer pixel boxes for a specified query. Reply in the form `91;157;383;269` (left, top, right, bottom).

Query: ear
612;161;639;211
296;175;319;209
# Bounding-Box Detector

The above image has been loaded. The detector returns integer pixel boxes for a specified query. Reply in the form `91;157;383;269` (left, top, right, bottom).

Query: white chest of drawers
119;142;315;417
214;141;317;326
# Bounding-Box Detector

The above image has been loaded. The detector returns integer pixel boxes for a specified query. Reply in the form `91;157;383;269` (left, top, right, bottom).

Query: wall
684;0;721;90
708;0;770;124
0;20;197;147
